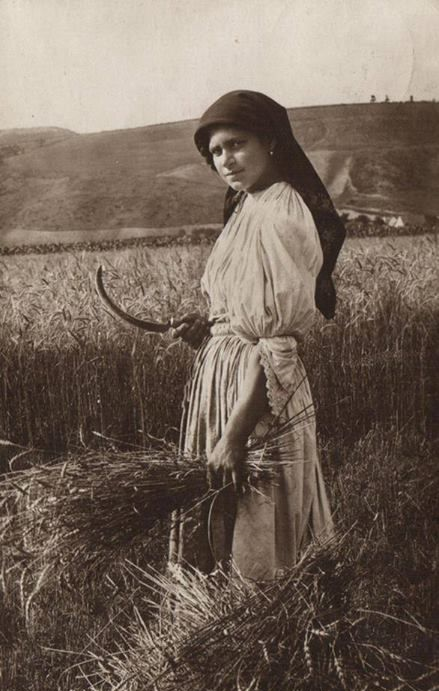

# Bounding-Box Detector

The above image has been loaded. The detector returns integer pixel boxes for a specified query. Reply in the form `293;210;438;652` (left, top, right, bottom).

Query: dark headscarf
194;90;346;319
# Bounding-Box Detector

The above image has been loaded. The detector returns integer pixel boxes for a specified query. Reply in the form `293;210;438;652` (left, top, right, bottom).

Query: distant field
1;221;437;257
0;222;222;249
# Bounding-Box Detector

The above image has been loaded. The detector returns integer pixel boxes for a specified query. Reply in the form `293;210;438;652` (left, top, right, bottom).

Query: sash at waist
209;319;299;342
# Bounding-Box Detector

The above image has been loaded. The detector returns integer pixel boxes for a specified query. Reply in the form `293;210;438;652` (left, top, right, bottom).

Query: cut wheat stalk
85;533;439;691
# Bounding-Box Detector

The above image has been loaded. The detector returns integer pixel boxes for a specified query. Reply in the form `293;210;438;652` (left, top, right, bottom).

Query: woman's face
208;126;277;193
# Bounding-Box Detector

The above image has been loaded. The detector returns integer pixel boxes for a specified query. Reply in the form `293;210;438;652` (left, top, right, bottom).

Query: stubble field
0;234;438;690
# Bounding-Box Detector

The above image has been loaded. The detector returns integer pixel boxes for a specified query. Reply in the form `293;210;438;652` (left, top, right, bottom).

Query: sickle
95;266;174;333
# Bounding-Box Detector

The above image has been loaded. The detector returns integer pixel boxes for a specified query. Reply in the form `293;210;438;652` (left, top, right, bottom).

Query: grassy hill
0;101;438;240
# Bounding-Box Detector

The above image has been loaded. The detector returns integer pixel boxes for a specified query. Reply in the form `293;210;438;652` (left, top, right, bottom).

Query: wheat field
0;234;438;690
1;235;437;453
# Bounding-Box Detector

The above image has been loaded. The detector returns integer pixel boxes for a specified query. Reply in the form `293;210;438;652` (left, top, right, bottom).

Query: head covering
194;90;346;319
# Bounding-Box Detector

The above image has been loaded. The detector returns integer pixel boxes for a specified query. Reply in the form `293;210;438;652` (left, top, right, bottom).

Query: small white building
388;216;405;228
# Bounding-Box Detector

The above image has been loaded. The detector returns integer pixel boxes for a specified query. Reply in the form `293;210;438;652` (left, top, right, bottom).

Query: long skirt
168;334;333;580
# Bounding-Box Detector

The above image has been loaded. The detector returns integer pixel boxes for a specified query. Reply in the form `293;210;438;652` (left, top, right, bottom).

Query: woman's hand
171;312;210;349
207;435;247;494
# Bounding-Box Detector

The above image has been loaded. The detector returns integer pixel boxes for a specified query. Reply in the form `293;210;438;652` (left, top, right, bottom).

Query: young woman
169;90;345;580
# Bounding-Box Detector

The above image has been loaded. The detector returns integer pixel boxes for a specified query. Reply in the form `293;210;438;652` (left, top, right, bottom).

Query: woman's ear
269;137;277;155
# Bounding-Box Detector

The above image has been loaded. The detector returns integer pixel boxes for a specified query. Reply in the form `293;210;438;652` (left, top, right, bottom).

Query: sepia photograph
0;1;438;689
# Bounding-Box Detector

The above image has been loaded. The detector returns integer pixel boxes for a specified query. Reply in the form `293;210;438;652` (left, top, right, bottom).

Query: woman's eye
210;140;245;156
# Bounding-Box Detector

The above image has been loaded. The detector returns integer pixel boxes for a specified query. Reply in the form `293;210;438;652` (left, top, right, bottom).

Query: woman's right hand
171;312;210;349
207;435;247;494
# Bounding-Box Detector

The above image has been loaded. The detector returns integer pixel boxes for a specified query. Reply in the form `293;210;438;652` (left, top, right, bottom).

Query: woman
169;90;345;580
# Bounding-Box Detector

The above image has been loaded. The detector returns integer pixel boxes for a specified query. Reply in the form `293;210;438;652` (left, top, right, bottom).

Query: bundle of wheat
0;409;313;572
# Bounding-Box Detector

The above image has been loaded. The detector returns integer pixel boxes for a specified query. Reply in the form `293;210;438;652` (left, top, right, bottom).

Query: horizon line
1;97;437;136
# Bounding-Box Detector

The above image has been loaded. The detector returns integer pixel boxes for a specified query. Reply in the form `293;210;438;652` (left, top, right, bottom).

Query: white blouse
201;181;323;415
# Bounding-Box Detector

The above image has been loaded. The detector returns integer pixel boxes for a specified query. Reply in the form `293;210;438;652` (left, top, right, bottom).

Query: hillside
0;102;438;240
0;127;77;160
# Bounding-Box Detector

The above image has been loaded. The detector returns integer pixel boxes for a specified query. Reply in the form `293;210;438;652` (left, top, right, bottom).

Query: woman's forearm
223;346;269;445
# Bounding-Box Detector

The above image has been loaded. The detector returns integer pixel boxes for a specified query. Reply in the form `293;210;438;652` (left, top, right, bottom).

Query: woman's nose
223;148;235;168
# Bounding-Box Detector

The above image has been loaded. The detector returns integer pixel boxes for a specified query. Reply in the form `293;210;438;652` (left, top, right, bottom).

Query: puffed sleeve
228;185;323;416
228;185;322;341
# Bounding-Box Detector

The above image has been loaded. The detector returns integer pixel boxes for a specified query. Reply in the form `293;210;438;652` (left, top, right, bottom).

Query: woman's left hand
207;435;247;494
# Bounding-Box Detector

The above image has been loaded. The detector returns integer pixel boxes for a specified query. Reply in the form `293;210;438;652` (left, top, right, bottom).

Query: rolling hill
0;101;438;243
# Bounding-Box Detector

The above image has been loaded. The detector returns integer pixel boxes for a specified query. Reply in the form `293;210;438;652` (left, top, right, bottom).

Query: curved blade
95;266;170;333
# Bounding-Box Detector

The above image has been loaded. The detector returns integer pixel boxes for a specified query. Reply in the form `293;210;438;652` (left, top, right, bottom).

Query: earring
269;150;274;156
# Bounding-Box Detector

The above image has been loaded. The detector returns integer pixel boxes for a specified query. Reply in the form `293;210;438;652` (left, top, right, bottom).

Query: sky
1;0;438;133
